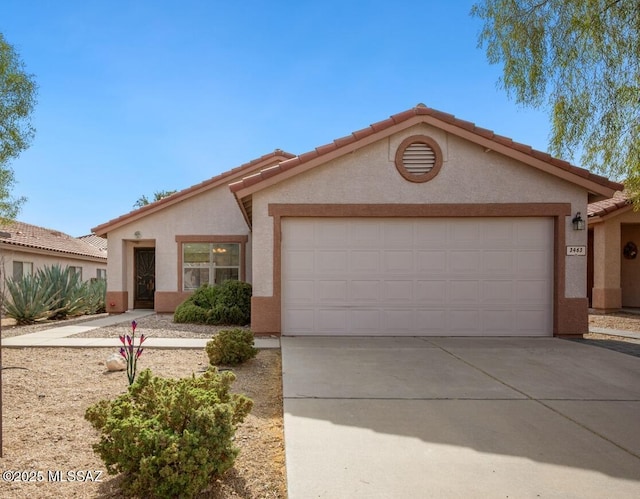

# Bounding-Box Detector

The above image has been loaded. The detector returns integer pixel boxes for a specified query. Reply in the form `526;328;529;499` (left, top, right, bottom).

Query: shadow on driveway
282;337;640;498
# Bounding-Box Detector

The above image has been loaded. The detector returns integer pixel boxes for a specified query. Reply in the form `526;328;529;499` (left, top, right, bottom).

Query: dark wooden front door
134;248;155;309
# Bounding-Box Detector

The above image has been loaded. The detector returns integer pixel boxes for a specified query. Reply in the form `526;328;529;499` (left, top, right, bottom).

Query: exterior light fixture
572;212;585;230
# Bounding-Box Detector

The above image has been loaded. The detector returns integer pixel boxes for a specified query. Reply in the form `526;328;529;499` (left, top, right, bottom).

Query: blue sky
1;0;553;237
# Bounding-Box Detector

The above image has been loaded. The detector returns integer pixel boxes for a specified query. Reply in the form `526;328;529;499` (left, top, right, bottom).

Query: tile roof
587;191;632;218
230;104;622;195
92;149;295;235
79;233;108;252
0;221;107;260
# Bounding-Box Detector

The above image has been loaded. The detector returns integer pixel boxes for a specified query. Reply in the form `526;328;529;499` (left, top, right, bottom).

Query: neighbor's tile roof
588;191;632;218
0;221;107;260
79;233;108;252
230;104;622;194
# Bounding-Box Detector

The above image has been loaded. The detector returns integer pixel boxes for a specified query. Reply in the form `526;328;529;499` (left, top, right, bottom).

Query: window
68;266;83;280
96;268;107;279
182;242;241;291
12;261;33;280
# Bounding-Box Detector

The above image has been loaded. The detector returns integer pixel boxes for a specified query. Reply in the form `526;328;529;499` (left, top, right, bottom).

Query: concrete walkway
1;310;280;349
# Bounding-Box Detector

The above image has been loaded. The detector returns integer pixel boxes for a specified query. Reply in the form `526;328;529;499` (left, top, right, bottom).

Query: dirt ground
0;315;286;499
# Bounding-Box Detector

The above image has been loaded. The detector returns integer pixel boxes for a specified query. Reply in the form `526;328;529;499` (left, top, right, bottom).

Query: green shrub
206;328;258;366
174;280;252;325
85;368;253;499
3;273;58;324
173;302;209;323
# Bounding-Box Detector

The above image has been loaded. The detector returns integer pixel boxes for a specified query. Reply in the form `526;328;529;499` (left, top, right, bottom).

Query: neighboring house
0;221;108;282
93;104;622;337
587;191;640;311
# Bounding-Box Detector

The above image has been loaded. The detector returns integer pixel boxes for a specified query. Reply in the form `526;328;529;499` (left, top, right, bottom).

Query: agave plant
3;273;59;325
85;278;107;314
37;265;87;319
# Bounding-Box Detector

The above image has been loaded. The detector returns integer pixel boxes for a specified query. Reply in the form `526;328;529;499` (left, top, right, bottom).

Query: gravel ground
0;313;286;499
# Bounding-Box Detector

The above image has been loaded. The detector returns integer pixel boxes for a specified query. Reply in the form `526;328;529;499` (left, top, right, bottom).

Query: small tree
471;1;640;192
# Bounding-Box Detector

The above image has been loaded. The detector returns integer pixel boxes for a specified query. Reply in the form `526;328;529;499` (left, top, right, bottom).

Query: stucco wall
251;124;587;300
106;186;250;310
0;247;106;282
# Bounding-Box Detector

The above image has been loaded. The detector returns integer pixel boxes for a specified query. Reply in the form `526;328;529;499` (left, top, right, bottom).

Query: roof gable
0;221;107;260
230;105;622;224
92;149;295;236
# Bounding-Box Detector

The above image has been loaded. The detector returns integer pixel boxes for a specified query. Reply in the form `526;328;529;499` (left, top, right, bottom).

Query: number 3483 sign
566;246;586;256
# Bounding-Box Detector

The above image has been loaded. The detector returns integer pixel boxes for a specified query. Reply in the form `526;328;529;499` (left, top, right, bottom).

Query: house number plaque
566;246;586;256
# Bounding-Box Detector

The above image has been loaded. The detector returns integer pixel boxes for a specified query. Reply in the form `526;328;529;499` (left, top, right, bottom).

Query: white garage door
282;217;553;336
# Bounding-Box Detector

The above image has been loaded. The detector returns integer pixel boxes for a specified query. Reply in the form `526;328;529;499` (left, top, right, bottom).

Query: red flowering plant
119;320;147;385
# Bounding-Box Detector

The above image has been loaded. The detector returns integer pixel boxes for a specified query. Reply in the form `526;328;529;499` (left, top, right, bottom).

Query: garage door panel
383;309;416;332
349;250;380;273
317;309;349;333
449;310;481;332
483;251;514;273
317;251;348;273
383;222;414;247
350;280;381;302
286;280;316;304
416;309;447;331
481;280;514;303
483;309;515;333
416;280;447;303
286;250;315;273
516;310;549;332
516;280;551;303
351;309;382;333
317;221;349;247
318;280;347;302
450;221;481;243
450;251;481;273
282;218;552;336
449;280;480;304
383;251;414;273
286;308;316;333
383;280;414;302
517;251;550;274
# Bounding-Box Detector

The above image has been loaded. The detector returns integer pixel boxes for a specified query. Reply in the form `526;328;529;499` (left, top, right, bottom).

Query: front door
134;248;155;309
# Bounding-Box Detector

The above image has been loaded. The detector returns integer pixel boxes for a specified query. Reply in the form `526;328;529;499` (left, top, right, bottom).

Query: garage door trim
252;203;575;336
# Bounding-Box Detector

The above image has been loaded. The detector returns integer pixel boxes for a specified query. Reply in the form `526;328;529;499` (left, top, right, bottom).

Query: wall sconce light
572;212;585;230
134;231;141;239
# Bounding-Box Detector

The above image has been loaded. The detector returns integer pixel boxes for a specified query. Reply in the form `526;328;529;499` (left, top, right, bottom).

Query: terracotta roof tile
230;104;623;196
588;191;631;217
93;149;295;234
0;221;107;260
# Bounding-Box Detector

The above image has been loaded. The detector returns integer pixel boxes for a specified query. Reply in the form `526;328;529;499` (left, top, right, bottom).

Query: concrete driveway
281;337;640;498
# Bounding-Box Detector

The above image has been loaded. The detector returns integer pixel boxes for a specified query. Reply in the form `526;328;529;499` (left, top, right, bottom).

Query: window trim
176;235;248;292
394;134;443;183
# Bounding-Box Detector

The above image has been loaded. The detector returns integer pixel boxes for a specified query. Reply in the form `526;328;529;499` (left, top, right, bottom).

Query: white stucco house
92;104;621;337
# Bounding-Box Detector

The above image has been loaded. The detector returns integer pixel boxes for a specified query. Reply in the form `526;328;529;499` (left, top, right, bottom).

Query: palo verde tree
0;33;37;222
471;0;640;195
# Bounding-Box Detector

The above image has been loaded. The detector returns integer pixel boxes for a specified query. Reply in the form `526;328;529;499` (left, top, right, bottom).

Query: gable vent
394;135;443;183
402;142;436;175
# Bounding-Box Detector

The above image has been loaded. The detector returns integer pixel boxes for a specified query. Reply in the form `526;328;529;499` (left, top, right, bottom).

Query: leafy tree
0;33;37;222
133;189;178;208
471;1;640;193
